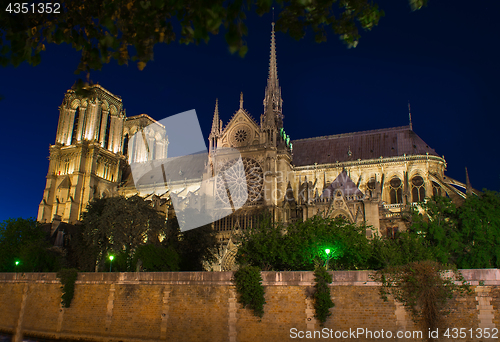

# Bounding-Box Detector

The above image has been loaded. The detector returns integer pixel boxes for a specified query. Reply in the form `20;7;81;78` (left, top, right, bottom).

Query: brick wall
0;270;498;342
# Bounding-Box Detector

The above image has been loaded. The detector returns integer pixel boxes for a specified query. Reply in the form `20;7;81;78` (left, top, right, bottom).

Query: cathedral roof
292;126;439;167
120;152;206;188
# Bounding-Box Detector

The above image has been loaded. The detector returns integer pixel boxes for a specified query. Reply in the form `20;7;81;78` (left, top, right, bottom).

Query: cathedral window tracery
432;181;442;197
389;177;403;204
411;175;426;202
367;178;376;198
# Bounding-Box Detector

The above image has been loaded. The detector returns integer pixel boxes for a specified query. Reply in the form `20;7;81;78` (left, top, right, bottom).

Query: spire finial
272;6;275;23
211;98;220;136
408;100;413;130
263;19;283;127
465;167;472;196
240;92;243;109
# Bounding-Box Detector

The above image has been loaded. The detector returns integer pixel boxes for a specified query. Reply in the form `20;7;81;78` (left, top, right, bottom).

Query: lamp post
109;255;114;272
324;249;333;271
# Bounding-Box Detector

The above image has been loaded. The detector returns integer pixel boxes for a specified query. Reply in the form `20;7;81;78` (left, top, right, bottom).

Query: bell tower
38;84;126;224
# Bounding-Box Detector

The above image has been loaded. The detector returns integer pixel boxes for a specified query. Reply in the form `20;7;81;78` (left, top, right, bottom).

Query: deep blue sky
1;1;499;221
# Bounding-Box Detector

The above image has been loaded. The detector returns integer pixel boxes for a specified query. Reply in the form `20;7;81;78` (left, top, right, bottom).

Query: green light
15;261;20;266
109;255;114;261
325;249;331;255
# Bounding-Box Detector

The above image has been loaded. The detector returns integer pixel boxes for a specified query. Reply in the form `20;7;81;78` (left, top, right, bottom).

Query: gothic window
411;175;426;202
432;181;442;197
104;115;112;150
367;178;376;197
63;159;70;174
123;134;129;156
216;158;263;207
389;177;403;204
103;163;110;180
71;107;79;144
234;129;248;142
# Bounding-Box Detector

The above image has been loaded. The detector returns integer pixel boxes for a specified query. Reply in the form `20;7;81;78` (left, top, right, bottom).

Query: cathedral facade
38;23;474;269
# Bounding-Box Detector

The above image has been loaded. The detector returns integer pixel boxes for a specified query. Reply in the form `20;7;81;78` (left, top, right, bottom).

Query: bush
233;265;266;318
56;268;78;308
313;266;335;325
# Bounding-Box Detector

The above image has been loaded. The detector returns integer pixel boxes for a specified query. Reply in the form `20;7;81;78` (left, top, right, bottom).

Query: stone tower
38;84;126;224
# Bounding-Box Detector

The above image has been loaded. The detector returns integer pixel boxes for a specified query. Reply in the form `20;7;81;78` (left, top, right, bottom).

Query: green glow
15;261;19;266
109;255;114;261
325;249;330;255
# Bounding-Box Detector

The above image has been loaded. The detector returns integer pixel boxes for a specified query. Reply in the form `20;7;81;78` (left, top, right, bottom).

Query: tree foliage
313;265;334;325
78;195;172;271
77;195;218;272
166;213;219;271
233;265;266;318
0;0;427;76
457;190;500;268
0;217;64;272
410;191;500;269
237;215;374;271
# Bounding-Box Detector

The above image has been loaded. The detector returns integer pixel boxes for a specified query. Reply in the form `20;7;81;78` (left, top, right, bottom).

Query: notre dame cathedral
38;23;476;270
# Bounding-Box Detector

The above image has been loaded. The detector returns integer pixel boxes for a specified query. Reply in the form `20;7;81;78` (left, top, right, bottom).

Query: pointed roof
263;22;283;126
322;170;364;199
465;167;473;196
268;23;279;91
58;175;72;189
210;99;220;137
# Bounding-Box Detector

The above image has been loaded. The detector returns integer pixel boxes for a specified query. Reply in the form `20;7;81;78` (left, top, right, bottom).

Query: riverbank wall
0;270;499;342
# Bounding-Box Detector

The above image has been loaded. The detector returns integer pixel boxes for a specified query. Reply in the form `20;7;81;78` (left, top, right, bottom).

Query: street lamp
324;249;333;270
109;255;114;272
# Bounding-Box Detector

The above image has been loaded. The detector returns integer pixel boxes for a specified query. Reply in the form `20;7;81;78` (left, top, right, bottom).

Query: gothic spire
408;101;413;130
268;23;279;92
465;167;473;196
210;98;220;136
263;22;283;128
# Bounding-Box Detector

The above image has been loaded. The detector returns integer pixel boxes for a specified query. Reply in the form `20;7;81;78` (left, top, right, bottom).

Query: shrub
56;268;78;308
233;265;266;318
313;266;335;325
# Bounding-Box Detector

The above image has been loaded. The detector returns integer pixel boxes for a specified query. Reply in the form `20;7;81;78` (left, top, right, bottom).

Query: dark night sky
1;1;499;221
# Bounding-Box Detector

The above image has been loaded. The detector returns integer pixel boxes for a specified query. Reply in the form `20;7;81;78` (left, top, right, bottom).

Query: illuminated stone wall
0;270;498;342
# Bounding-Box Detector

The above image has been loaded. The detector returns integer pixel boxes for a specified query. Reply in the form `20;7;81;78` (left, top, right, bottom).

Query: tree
368;231;436;270
457;190;500;268
409;192;500;269
79;195;172;271
0;0;427;76
132;243;180;271
237;215;373;271
409;196;462;265
0;217;64;272
166;212;219;271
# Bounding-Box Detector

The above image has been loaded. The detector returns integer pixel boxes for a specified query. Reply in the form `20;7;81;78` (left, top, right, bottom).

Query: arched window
389;177;403;204
411;175;426;202
123;134;129;156
71;107;79;144
432;181;442;197
367;178;376;197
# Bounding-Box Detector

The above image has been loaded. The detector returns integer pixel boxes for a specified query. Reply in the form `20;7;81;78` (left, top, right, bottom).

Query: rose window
234;129;248;143
216;158;263;207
